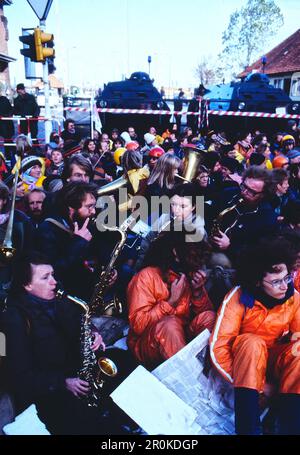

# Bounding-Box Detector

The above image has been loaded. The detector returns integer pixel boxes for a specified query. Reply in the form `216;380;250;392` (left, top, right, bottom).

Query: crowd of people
0;95;300;435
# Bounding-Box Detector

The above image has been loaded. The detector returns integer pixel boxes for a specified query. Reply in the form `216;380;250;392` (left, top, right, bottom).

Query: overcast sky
6;0;300;90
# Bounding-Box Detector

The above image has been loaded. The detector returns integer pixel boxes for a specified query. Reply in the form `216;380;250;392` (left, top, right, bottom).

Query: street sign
27;0;53;21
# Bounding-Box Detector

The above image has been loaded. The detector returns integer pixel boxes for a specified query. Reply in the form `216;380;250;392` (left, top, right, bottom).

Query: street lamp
148;55;152;77
261;55;267;74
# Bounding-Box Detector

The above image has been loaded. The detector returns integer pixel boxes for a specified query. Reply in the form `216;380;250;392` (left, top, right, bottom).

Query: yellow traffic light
34;27;55;62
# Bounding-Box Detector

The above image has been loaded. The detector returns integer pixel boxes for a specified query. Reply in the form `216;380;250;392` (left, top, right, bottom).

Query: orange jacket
210;286;300;384
127;266;213;350
294;270;300;293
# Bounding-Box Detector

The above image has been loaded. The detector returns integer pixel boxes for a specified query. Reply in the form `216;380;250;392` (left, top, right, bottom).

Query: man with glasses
211;166;278;261
210;237;300;435
37;182;116;300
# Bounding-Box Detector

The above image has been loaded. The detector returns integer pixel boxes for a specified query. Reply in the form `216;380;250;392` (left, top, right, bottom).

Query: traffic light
34;27;55;62
19;31;36;61
19;28;55;63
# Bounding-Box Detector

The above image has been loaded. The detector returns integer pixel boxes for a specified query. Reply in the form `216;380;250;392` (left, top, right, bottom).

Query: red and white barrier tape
63;106;300;119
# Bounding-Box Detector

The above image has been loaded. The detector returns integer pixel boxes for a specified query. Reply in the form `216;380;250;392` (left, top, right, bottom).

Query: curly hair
236;236;297;292
142;231;211;280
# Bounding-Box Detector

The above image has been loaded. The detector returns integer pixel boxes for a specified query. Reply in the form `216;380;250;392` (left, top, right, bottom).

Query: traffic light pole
40;19;51;143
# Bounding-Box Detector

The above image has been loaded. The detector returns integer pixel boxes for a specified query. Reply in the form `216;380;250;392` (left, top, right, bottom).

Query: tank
96;72;171;134
190;73;298;137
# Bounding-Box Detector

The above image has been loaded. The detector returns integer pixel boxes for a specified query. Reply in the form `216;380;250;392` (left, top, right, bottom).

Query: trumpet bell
98;357;118;377
97;175;128;197
182;144;205;182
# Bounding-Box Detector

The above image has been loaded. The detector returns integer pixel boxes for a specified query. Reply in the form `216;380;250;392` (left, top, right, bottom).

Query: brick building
0;0;15;92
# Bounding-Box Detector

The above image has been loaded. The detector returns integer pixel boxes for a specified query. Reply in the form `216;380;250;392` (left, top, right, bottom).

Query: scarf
21;168;39;185
241;281;295;309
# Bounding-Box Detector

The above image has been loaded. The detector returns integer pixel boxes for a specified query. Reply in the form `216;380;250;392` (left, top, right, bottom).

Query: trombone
0;169;19;261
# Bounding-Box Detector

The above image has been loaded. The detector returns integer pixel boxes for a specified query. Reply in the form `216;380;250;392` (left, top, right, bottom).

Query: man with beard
210;166;278;262
37;182;116;300
24;188;46;228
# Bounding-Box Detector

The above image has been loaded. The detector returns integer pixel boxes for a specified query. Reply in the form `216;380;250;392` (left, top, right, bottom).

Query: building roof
239;29;300;78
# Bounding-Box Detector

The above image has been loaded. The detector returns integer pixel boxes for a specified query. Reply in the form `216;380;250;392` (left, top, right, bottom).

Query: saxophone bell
97;357;118;379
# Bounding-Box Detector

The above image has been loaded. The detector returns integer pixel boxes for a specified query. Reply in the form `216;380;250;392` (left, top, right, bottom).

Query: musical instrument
210;198;244;237
0;169;19;261
56;289;118;408
181;144;205;182
91;212;138;316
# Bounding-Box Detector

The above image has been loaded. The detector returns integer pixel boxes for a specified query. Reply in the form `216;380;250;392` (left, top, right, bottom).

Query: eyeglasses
83;203;96;211
263;274;292;289
240;182;263;197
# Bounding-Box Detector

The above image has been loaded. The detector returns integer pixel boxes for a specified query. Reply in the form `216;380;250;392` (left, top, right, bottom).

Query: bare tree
194;57;216;85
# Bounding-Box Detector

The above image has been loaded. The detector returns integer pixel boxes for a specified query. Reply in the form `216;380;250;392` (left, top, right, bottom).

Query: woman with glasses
210;237;300;435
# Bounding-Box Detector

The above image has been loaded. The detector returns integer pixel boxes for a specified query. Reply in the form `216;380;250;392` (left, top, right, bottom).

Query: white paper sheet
110;365;198;435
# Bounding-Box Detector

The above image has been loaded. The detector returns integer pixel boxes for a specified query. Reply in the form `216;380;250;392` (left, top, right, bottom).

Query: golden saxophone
56;289;117;408
211;198;244;237
90;212;139;316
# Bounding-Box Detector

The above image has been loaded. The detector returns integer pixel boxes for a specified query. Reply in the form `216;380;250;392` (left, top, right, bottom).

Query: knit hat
272;155;289;168
120;131;131;145
211;133;230;146
281;135;295;146
114;147;126;165
21;156;43;173
149;147;165;158
287;148;300;161
144;133;155;145
126;141;139;151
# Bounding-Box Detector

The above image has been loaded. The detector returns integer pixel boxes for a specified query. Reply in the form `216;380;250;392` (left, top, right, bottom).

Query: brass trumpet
178;145;205;183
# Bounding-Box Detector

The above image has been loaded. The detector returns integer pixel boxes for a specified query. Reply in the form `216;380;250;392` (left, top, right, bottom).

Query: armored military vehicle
190;73;298;137
96;72;171;134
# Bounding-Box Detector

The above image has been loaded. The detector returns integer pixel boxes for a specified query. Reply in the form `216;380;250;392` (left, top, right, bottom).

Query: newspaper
111;329;235;435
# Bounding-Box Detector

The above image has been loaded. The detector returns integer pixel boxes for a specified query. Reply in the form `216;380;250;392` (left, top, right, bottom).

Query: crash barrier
0;116;63;147
64;106;300;120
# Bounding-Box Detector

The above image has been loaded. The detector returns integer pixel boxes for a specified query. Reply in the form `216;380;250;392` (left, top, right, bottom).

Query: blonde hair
147;152;181;189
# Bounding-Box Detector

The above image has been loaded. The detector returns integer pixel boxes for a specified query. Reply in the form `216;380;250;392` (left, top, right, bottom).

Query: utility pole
39;19;51;143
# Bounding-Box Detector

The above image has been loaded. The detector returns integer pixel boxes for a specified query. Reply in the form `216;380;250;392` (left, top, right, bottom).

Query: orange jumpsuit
210;286;300;393
127;266;216;368
294;270;300;293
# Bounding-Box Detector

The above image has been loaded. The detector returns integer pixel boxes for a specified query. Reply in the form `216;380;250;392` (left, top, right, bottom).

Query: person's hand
91;332;105;351
105;174;113;182
107;268;117;288
74;217;92;242
65;377;90;397
168;273;187;307
211;231;230;250
16;181;25;198
190;269;207;297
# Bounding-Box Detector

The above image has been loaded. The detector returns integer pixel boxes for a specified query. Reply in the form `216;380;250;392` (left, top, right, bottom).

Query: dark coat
36;216;95;299
13;93;40;117
0;96;14;139
1;292;82;412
